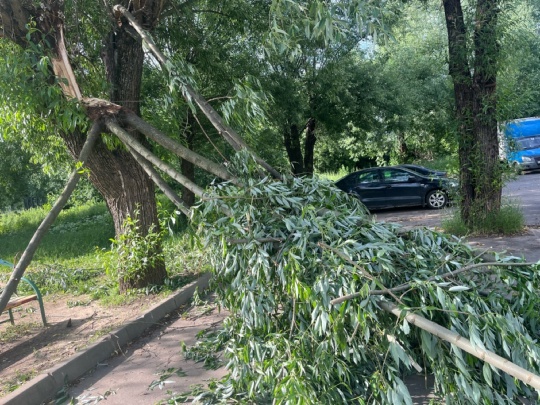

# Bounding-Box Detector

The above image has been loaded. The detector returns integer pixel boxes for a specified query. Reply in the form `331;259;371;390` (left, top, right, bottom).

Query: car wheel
426;190;447;209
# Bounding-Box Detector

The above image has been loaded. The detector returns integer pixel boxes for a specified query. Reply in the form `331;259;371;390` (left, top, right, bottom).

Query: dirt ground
0;292;166;398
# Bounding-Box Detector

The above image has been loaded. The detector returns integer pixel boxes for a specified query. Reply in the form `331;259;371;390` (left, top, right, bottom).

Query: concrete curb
1;273;211;405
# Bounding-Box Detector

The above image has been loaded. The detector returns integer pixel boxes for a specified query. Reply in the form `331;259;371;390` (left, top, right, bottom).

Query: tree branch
378;300;540;391
112;4;283;180
331;261;538;305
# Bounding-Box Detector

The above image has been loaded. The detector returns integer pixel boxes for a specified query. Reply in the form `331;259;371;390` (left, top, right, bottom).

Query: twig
369;262;538;296
318;242;403;305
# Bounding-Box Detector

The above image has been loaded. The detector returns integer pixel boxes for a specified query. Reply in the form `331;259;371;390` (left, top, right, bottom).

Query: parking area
373;172;540;228
372;172;540;263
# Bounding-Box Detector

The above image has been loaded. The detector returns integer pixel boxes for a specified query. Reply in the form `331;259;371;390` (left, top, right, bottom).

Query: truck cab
502;117;540;171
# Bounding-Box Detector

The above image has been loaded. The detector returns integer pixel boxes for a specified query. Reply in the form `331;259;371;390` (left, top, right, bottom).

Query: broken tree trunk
112;4;282;181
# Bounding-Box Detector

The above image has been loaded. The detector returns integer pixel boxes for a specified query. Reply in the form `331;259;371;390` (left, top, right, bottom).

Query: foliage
103;210;166;285
0;201;201;300
182;328;227;371
191;152;540;403
442;199;525;236
497;1;540;120
0;36;87;169
148;368;188;391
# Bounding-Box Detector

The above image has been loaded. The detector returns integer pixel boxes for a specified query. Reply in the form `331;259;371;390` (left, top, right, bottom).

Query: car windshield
516;136;540;151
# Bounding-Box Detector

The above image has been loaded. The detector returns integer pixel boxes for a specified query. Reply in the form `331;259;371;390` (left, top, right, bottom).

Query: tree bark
284;123;305;175
87;2;167;290
472;0;502;216
303;118;317;175
443;0;501;227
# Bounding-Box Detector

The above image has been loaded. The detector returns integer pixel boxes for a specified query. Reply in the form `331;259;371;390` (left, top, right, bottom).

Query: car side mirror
407;176;419;182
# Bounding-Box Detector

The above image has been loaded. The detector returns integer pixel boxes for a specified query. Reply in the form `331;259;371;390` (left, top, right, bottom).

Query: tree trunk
97;5;166;290
284;123;305;175
303;118;316;176
181;111;196;208
443;0;501;228
471;0;502;216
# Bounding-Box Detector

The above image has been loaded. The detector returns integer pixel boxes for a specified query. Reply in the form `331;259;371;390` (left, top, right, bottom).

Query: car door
380;168;424;207
347;169;387;208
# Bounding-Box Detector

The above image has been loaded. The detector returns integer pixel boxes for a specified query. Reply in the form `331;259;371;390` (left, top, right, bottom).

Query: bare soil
0;292;166;397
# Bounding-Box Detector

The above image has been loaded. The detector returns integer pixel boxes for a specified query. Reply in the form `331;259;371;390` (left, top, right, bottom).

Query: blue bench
0;259;47;326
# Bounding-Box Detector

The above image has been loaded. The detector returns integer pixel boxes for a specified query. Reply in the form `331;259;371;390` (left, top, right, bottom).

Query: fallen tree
190;158;540;403
1;2;540;403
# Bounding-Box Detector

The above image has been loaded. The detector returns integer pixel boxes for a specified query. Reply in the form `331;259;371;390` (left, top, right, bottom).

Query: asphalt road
373;172;540;263
374;171;540;227
503;171;540;226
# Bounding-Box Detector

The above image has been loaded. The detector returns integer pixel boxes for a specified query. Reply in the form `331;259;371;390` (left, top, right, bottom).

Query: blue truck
502;117;540;171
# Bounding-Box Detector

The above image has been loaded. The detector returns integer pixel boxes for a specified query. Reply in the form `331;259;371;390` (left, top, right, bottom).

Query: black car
336;167;457;210
395;164;447;178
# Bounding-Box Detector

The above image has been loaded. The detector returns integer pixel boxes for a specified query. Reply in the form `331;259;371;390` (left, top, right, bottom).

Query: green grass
442;199;524;236
4;369;37;393
0;202;206;301
0;202;114;263
0;322;41;344
317;167;351;182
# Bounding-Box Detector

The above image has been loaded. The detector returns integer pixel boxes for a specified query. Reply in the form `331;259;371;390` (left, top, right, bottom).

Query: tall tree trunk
303;118;316;175
443;0;474;224
471;0;502;216
443;0;500;228
284;123;305;175
100;10;166;290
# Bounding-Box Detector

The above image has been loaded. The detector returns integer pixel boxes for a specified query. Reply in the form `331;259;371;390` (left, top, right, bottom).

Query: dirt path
0;293;165;398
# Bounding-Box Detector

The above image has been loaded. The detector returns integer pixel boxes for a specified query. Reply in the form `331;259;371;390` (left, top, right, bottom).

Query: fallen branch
122;110;238;185
227;237;285;245
106;120;206;198
319;242;403;305
331;261;538;305
378;300;540;391
126;146;191;216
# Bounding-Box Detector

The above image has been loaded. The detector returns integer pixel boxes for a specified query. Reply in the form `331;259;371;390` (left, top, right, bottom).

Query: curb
1;273;211;405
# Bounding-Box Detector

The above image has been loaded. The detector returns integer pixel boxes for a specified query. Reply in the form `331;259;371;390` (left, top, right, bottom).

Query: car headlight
522;156;533;163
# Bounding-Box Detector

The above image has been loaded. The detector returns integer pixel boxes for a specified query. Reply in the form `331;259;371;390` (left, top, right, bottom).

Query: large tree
443;0;502;227
0;0;167;290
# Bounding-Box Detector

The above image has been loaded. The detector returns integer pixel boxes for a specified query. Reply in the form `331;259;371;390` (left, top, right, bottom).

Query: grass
442;199;525;236
0;202;114;263
317;167;350;182
0;201;207;303
4;369;37;393
317;156;458;182
0;322;41;343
